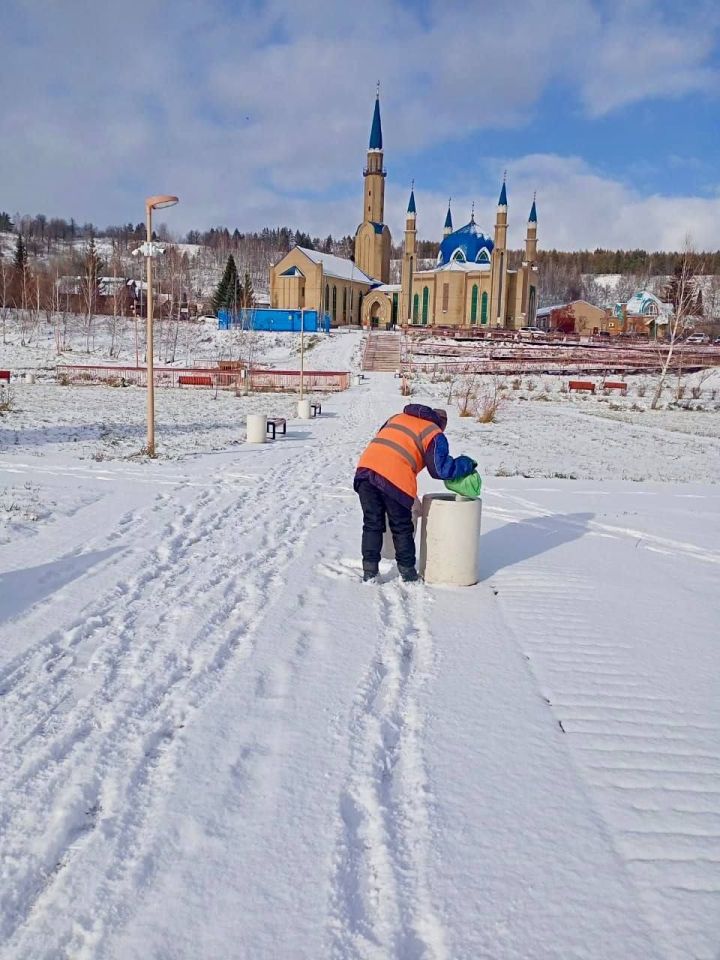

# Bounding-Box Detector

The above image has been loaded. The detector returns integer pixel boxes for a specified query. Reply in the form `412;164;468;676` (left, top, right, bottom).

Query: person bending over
354;404;476;582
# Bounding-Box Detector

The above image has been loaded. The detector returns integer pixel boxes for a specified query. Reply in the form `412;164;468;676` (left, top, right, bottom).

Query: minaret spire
443;198;453;237
369;84;383;150
498;171;508;208
407;180;416;216
528;191;537;223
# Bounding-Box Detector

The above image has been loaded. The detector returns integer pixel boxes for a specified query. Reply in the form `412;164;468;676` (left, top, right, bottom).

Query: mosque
269;92;539;330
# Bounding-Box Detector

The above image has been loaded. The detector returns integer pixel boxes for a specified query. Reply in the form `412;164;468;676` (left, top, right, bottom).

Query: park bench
602;381;628;395
266;417;287;440
0;371;10;383
568;380;596;394
311;402;322;417
178;374;213;387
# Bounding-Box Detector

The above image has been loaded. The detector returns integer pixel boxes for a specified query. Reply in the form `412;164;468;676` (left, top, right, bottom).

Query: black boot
363;562;379;582
398;565;419;583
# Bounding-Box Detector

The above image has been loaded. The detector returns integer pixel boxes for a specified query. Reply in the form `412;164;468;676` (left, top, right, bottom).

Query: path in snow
1;372;719;959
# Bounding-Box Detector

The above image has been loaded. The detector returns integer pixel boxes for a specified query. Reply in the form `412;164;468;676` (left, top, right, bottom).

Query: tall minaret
400;183;417;324
443;199;453;238
525;194;538;264
522;194;538;325
490;175;508;326
354;86;391;282
363;86;386;224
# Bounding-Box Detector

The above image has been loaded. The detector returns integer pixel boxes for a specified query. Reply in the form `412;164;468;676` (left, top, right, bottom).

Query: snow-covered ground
1;333;720;958
0;314;356;376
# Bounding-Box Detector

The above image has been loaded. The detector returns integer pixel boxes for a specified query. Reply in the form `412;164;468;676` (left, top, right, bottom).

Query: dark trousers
357;479;415;569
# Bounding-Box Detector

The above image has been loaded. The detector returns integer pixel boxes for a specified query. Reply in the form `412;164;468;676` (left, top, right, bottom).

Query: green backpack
444;471;482;499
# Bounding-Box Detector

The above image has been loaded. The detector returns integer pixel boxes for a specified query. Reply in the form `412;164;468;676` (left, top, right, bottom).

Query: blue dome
438;220;494;266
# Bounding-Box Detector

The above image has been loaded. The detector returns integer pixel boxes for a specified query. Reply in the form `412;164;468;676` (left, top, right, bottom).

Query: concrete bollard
419;493;482;585
297;398;311;419
246;413;267;444
353;374;363;387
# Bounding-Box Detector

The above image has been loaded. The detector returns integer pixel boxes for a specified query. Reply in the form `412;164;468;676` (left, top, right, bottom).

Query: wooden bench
603;381;628;395
0;371;10;383
311;402;322;417
178;374;213;387
568;380;595;394
266;417;287;440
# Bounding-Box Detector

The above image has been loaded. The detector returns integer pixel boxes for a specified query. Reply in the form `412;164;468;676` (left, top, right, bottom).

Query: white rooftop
296;247;375;284
425;260;491;274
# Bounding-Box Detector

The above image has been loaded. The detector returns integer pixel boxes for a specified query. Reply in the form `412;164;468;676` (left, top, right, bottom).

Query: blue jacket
354;404;476;509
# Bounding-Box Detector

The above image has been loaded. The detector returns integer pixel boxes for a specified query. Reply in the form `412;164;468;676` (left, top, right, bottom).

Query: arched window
412;293;419;323
451;249;466;262
470;285;478;324
476;248;490;263
342;287;347;323
422;286;429;325
481;291;488;324
358;292;363;323
325;284;329;312
332;285;337;321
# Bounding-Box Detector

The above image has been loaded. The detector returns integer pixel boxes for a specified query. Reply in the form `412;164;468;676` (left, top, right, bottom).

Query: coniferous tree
13;235;28;272
212;254;239;314
0;212;13;232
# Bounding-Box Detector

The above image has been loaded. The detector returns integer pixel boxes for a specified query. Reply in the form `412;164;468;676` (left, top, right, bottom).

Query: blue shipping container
218;309;330;333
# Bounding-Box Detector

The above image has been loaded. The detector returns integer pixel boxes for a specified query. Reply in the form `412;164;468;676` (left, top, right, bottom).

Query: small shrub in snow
511;377;521;391
636;384;646;397
526;379;536;391
0;386;14;413
691;386;702;399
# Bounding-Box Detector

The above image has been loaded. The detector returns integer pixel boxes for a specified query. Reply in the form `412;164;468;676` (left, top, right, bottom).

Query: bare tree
651;240;702;410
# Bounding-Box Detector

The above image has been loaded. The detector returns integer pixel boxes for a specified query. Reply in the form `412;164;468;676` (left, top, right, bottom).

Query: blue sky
1;0;719;250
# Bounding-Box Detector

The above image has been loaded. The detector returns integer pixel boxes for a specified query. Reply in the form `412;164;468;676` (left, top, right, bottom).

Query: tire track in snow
0;436;346;957
330;582;447;960
493;565;720;960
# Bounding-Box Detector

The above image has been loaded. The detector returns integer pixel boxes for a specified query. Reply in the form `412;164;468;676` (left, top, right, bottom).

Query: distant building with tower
269;91;539;330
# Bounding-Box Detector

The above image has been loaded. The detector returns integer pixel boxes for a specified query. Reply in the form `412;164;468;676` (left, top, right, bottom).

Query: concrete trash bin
246;413;267;444
419;493;482;585
297;399;311;419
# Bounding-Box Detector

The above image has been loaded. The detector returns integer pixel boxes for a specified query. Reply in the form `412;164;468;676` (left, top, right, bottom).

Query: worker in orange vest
355;404;476;582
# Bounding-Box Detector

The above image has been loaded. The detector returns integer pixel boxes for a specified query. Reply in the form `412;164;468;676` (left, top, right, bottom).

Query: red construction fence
56;364;351;392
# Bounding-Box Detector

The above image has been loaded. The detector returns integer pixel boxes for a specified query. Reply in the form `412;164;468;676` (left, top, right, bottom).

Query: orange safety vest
357;413;441;499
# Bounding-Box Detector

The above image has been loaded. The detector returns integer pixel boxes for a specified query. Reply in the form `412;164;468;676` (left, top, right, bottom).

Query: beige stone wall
324;277;370;326
355;222;390;284
571;301;608;335
270;248;371;326
270;249;322;311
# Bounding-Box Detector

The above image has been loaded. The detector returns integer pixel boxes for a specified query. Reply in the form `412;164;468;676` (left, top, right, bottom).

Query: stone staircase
362;332;403;372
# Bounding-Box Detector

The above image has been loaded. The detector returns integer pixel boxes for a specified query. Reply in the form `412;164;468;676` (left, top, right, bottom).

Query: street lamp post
144;194;179;457
299;308;305;400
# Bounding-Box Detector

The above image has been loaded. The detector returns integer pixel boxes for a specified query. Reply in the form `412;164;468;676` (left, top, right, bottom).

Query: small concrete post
246;413;267;443
297;398;311;419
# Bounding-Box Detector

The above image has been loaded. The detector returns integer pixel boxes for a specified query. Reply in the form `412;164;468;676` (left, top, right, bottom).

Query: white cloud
0;0;718;250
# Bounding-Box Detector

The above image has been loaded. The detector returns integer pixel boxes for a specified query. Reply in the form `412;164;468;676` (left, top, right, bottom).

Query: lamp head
146;194;179;211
